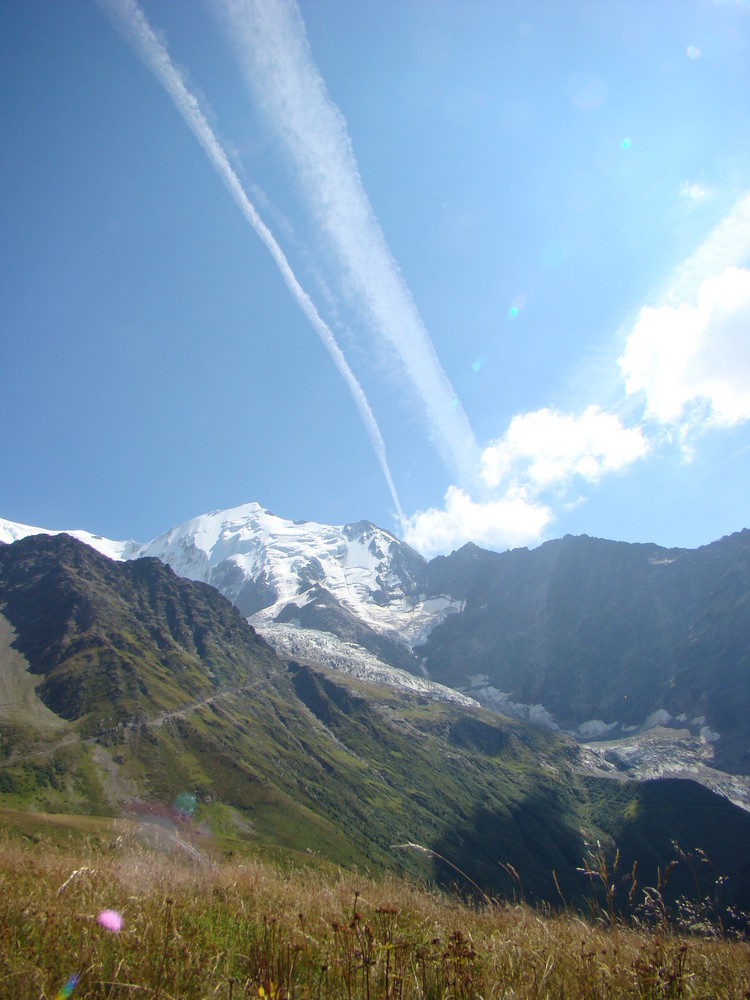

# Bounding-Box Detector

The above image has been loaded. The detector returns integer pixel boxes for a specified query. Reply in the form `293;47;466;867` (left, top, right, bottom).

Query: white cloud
407;199;750;557
664;190;750;305
405;407;648;555
619;267;750;429
481;405;648;490
679;180;708;201
403;486;552;557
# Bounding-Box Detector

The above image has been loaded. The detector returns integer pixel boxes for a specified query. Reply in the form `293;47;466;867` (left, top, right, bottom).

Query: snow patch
463;675;558;728
579;719;619;739
700;725;720;743
643;709;672;730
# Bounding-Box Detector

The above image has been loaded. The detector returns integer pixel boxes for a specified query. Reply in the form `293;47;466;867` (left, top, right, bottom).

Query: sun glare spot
567;73;608;110
686;45;701;59
507;294;527;320
541;240;568;267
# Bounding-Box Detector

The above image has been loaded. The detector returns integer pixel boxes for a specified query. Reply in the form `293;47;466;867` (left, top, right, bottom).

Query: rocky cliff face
419;530;750;773
3;510;749;776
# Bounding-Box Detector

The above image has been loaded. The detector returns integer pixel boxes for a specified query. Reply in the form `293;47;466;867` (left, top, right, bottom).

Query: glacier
0;504;463;698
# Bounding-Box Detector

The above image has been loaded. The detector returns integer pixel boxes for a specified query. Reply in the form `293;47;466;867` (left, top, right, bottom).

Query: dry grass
1;833;748;999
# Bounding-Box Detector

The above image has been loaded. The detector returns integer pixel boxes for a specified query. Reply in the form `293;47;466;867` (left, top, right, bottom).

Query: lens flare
472;356;487;372
507;293;527;320
621;137;631;150
54;973;80;999
174;791;197;817
567;73;608;110
686;45;700;59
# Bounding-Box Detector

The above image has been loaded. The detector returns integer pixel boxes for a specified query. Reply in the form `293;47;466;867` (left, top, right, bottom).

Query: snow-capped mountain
0;517;142;562
0;504;466;701
3;506;750;790
136;503;461;646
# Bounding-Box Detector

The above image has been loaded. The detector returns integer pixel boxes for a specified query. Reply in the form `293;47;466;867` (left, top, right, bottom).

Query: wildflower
98;909;123;933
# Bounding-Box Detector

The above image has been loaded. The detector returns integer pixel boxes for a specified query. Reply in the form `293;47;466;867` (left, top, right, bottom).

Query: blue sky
2;0;749;555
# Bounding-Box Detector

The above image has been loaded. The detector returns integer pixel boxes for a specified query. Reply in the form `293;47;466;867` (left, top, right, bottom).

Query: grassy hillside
3;532;750;917
1;830;748;999
0;533;280;732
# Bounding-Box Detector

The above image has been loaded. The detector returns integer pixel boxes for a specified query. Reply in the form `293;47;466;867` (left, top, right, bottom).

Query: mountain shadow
431;775;750;920
584;776;750;918
430;784;587;906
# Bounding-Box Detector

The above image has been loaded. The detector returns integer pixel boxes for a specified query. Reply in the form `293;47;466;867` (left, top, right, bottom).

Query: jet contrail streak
96;0;406;530
212;0;482;487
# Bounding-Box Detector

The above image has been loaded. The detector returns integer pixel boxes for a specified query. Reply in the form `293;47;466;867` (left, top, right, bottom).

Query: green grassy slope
2;532;750;914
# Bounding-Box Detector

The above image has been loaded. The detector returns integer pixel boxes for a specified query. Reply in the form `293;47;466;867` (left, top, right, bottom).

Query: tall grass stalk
1;833;748;998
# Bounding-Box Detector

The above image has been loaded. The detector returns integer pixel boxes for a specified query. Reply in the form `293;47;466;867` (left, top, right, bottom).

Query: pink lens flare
98;909;123;933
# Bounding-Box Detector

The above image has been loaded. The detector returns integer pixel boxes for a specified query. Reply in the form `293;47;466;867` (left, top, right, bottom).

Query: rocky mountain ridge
3;506;749;786
1;505;457;673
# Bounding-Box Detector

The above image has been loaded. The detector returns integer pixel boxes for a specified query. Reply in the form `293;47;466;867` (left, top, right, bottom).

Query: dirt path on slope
2;676;264;767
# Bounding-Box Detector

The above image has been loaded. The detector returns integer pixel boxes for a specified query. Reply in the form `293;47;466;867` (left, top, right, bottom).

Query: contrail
211;0;481;486
96;0;406;530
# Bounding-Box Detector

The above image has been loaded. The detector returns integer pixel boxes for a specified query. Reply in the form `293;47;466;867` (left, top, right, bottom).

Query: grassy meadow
1;818;749;1000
